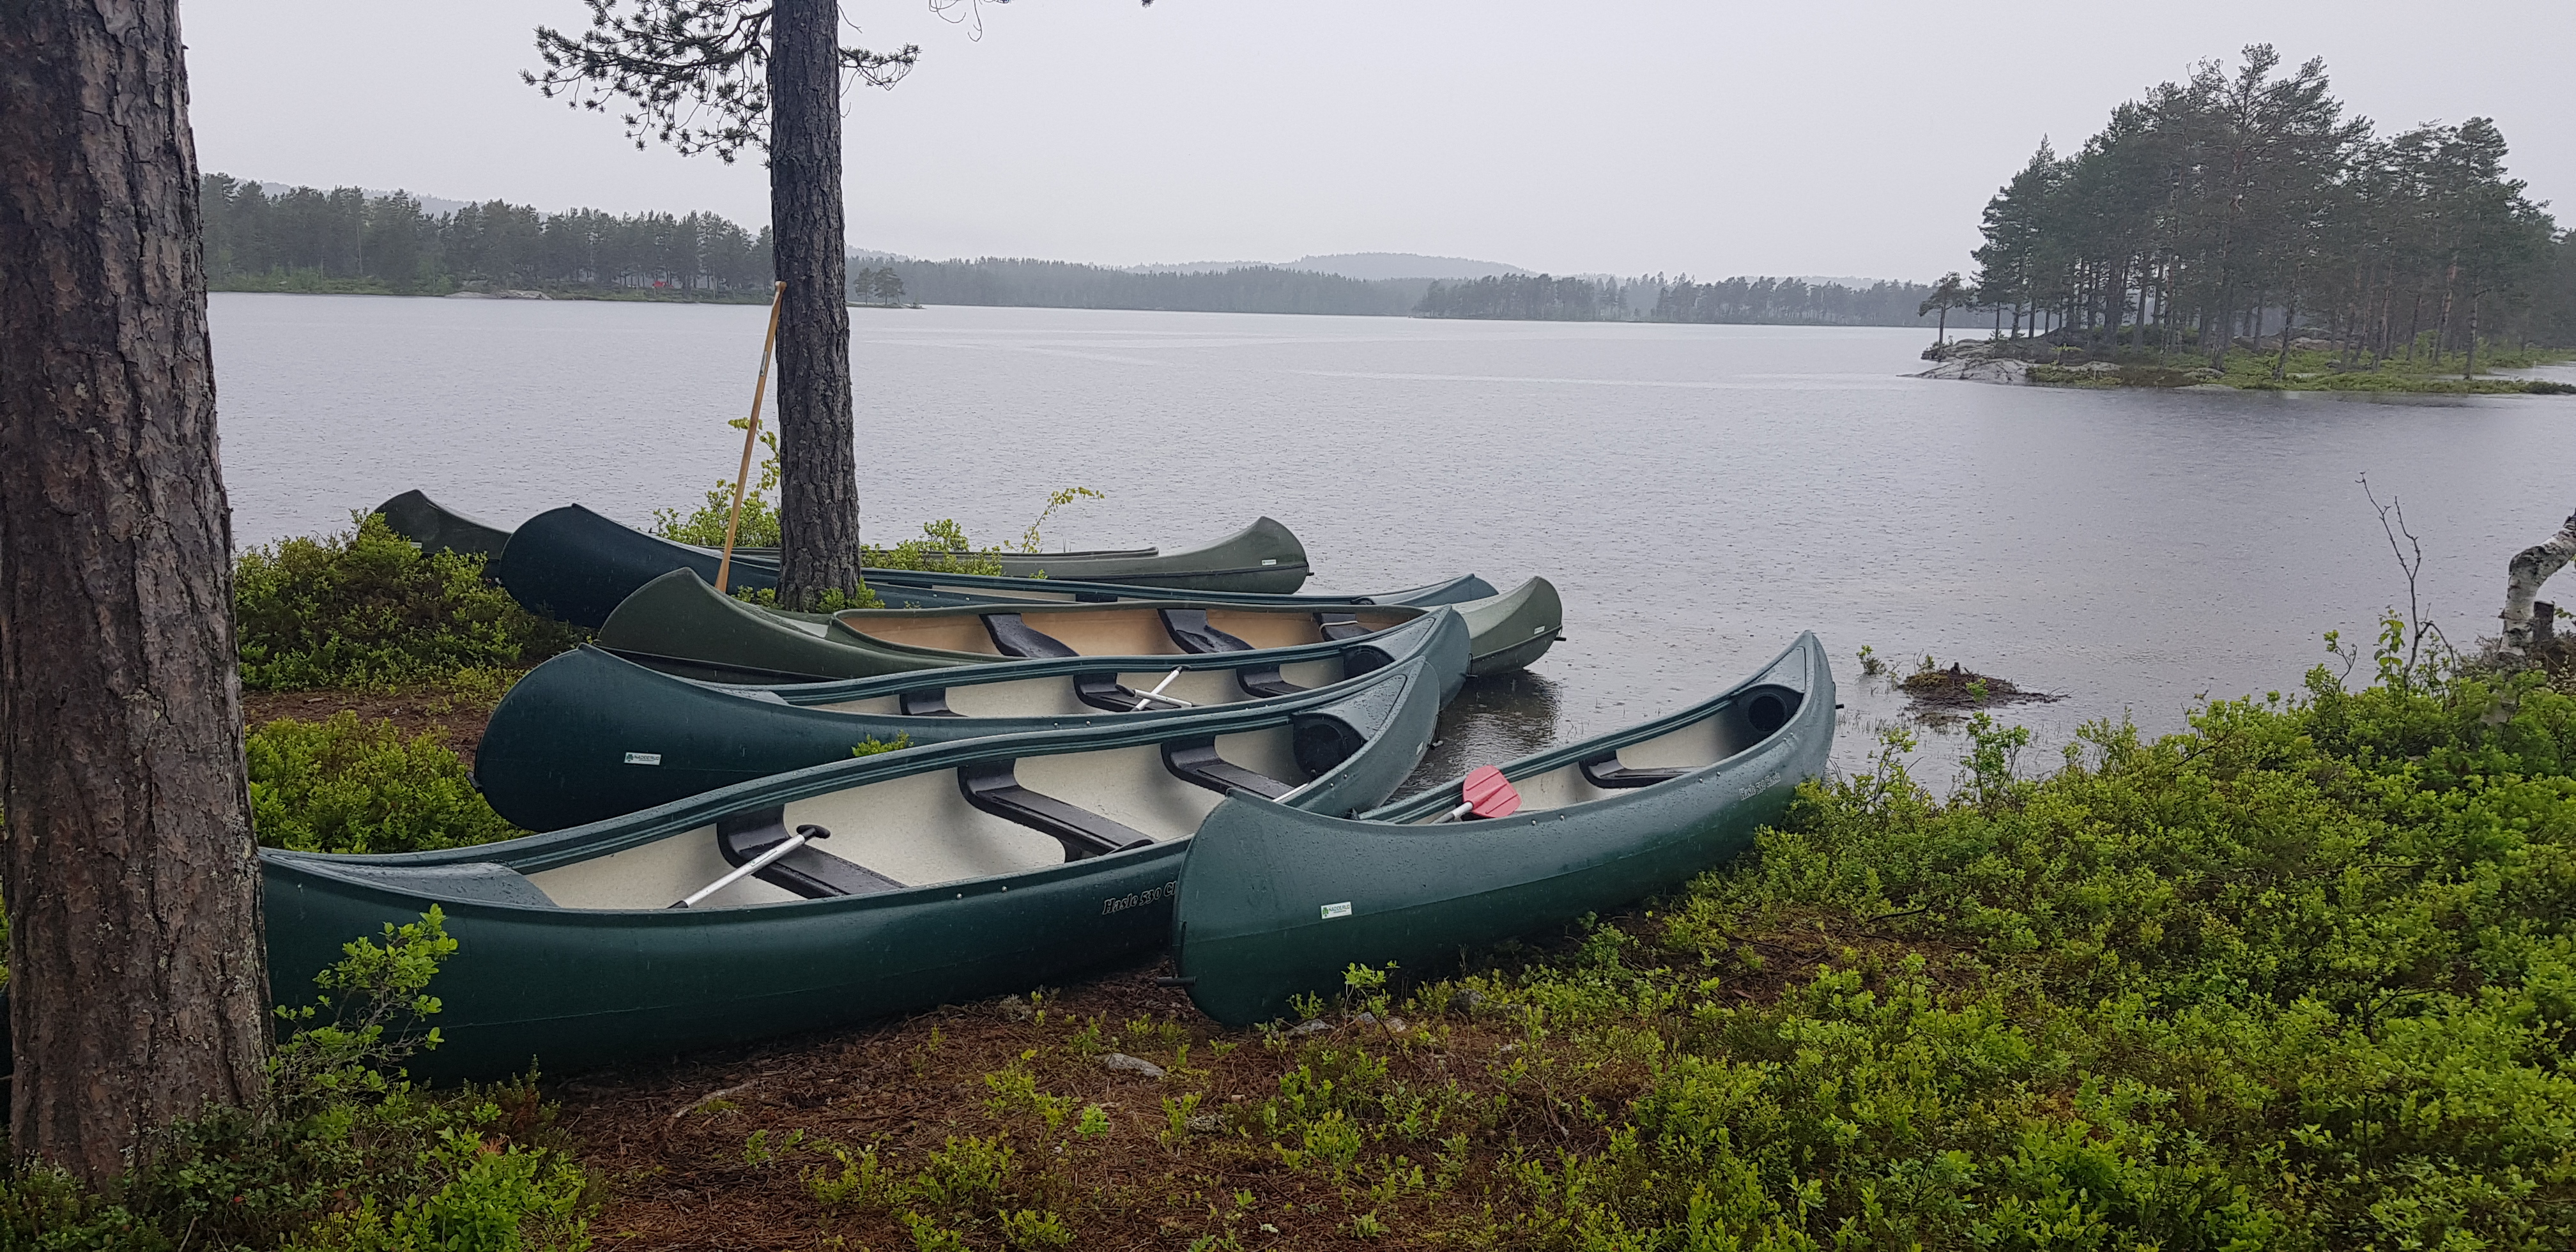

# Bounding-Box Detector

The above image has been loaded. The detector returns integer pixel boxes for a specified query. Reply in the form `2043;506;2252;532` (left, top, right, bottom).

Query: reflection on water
1397;670;1565;798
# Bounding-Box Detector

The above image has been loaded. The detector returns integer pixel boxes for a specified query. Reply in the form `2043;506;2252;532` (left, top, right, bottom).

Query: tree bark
2502;508;2576;653
0;0;268;1182
768;0;864;608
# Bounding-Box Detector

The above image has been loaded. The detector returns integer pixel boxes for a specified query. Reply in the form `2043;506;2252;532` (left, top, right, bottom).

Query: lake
209;293;2575;786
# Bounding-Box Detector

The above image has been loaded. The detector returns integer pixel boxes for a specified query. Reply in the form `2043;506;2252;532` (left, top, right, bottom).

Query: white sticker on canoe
624;752;663;766
1262;558;1279;566
1321;902;1353;920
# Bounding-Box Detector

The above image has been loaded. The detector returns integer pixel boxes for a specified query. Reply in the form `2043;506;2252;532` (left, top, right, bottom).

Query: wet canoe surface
487;505;1314;628
475;609;1469;830
374;490;514;561
1170;634;1835;1027
595;570;1559;685
267;645;1447;1079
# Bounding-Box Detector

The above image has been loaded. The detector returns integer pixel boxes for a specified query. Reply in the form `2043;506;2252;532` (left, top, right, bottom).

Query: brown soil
546;908;1956;1251
1897;662;2062;712
241;688;496;768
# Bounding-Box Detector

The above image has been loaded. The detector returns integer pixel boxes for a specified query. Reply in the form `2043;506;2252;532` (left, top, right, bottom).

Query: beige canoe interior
1406;693;1791;823
524;728;1300;910
809;659;1344;717
829;606;1411;657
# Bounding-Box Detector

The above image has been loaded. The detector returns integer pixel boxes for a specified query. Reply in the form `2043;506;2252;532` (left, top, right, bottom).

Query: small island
1914;46;2576;395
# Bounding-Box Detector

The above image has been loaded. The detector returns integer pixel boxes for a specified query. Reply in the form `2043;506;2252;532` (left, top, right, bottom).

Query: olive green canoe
1169;632;1835;1027
473;503;1315;626
596;569;1559;684
264;642;1446;1079
475;607;1469;830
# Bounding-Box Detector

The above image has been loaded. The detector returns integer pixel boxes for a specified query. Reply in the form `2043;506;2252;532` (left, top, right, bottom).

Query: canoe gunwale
271;648;1445;878
1365;632;1821;825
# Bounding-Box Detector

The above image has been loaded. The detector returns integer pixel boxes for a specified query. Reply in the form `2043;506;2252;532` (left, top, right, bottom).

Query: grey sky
183;0;2575;282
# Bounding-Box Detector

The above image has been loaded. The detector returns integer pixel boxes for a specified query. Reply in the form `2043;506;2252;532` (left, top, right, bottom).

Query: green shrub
249;714;526;854
0;912;590;1252
235;514;580;691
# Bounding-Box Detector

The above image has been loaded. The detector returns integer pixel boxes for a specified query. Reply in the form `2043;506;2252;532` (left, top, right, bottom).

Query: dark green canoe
597;569;1560;683
1170;632;1835;1027
265;643;1445;1079
483;503;1317;627
476;607;1469;830
375;490;514;560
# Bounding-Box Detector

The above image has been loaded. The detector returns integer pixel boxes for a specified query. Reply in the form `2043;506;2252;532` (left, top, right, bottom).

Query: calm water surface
210;294;2575;786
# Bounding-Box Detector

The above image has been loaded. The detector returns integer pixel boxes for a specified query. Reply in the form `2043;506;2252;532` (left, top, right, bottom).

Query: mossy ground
2020;344;2576;393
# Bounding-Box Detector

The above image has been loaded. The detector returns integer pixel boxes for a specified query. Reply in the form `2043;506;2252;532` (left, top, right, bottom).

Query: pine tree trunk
0;0;268;1182
767;0;864;608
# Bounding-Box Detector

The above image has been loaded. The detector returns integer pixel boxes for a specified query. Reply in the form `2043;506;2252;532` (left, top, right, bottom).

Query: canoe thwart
1162;738;1296;800
1577;757;1692;790
1234;666;1304;699
1160;609;1255;655
983;614;1079;659
898;689;967;718
957;761;1156;860
716;810;905;899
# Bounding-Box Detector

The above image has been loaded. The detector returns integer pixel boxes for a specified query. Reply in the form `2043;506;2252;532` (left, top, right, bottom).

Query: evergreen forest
1971;45;2576;356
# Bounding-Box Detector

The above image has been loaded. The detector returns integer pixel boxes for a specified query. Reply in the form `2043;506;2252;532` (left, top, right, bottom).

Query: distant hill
1123;252;1531;282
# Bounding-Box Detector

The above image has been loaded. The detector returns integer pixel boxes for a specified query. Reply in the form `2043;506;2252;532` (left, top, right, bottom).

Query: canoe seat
899;689;967;717
717;809;906;899
1162;738;1296;799
1316;612;1371;641
1579;756;1692;790
983;614;1080;659
1075;672;1163;713
1160;609;1254;654
1234;666;1302;699
958;760;1156;860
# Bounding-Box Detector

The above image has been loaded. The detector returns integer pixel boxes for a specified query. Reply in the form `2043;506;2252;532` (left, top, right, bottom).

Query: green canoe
1170;632;1835;1027
264;643;1446;1079
597;569;1560;683
475;503;1314;627
376;489;514;560
476;607;1469;830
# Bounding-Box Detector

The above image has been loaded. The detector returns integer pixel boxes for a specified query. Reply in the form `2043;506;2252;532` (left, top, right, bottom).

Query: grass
2025;344;2576;393
559;620;2576;1251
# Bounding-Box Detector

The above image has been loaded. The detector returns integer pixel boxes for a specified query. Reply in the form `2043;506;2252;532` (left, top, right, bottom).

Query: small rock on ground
1101;1052;1165;1079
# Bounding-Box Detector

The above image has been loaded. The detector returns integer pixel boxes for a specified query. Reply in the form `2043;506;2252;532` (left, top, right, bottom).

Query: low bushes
0;913;590;1252
247;714;525;855
234;514;579;691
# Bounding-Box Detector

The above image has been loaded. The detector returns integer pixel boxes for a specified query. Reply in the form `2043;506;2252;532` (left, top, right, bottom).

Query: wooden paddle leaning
714;280;789;594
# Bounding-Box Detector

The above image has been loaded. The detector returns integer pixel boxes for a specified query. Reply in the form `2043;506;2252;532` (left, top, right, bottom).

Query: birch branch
2501;508;2576;652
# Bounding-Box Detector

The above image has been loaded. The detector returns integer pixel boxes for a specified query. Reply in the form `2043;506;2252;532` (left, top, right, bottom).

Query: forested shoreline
1967;46;2576;361
197;172;1960;326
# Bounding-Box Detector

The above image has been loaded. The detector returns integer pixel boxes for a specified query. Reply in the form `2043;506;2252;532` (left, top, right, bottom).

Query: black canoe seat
958;760;1156;860
1074;672;1172;713
1161;608;1255;654
1162;738;1296;799
1579;756;1692;790
1316;612;1372;641
899;689;967;717
717;810;905;899
983;613;1080;659
1235;666;1302;699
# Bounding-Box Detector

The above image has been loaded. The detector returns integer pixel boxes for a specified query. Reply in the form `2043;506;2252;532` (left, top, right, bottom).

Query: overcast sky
182;0;2574;282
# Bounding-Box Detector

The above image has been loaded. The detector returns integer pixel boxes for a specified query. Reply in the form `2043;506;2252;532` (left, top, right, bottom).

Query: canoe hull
265;842;1187;1080
1172;634;1834;1026
375;490;513;561
264;645;1446;1078
496;505;1314;628
477;609;1469;830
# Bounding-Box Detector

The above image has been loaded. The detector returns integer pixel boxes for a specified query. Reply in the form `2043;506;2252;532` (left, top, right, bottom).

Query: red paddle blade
1459;765;1522;818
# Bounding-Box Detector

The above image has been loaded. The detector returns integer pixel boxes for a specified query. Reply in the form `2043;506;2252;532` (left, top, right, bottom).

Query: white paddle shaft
673;828;813;908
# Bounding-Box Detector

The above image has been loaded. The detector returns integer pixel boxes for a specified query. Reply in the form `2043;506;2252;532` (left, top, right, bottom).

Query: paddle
1131;667;1195;710
1436;765;1521;822
671;823;828;908
714;280;788;595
